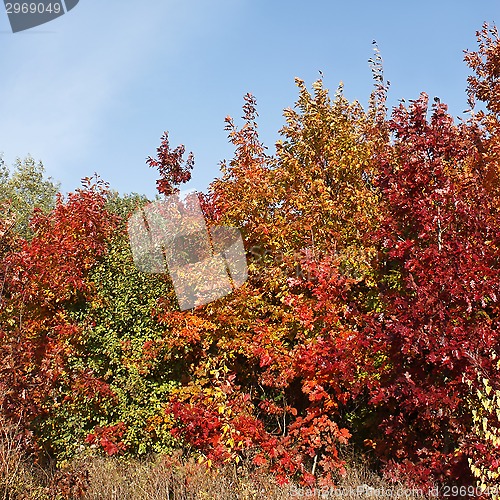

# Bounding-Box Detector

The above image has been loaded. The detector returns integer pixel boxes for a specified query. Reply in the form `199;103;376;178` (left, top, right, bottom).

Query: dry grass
0;416;51;500
0;421;435;500
70;454;435;500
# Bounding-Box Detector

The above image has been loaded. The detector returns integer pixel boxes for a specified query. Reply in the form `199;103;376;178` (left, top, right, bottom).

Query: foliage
160;24;500;489
466;355;500;496
0;155;59;238
0;23;499;493
360;91;499;487
146;132;194;196
0;176;118;460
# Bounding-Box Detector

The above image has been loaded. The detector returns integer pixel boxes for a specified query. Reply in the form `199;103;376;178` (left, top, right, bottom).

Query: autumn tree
0;177;118;459
350;89;499;488
1;23;498;494
158;73;388;484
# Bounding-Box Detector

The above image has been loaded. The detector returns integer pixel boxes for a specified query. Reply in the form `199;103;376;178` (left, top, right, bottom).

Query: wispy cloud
0;1;197;189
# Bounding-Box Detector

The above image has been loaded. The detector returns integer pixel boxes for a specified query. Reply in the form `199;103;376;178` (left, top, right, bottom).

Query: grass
0;418;435;499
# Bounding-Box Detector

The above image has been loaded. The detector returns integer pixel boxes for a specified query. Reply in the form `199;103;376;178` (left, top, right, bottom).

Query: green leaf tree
0;155;59;238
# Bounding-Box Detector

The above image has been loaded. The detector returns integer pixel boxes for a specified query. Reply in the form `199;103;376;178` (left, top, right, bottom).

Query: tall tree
361;92;500;487
0;176;118;459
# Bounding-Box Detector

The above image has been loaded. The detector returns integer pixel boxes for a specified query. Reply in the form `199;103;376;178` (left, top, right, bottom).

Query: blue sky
0;1;498;199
